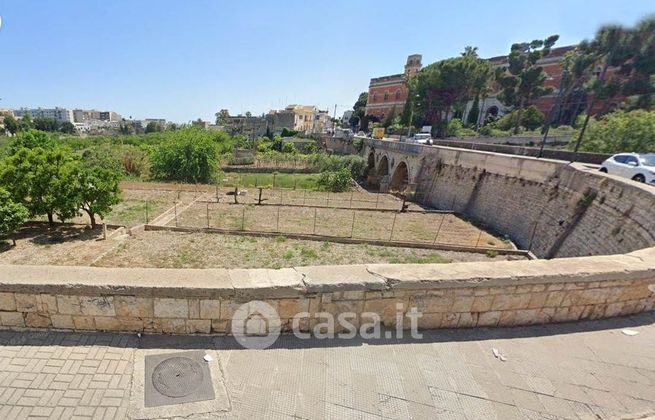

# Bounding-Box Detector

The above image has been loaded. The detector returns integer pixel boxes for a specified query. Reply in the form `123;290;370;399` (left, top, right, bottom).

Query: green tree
73;166;122;228
281;142;297;153
145;121;163;133
0;188;29;246
0;147;79;224
8;130;56;155
2;114;19;135
215;109;230;125
574;109;655;153
411;48;493;137
382;106;397;128
495;35;559;134
317;168;352;192
60;121;76;134
33;118;61;132
150;132;218;183
350;92;369;130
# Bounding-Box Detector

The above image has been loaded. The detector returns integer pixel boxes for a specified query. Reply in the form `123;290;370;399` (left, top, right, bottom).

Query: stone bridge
361;137;655;259
363;139;423;193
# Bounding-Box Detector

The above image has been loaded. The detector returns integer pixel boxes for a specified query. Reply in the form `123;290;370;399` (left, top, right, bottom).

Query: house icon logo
231;301;281;349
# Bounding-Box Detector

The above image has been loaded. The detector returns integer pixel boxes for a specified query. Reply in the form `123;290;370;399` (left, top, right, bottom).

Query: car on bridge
599;153;655;185
408;133;432;145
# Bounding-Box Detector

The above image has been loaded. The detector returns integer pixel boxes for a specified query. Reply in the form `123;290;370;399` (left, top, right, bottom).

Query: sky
0;1;653;123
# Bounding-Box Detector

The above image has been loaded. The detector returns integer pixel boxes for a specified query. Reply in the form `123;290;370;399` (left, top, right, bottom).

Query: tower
404;54;422;78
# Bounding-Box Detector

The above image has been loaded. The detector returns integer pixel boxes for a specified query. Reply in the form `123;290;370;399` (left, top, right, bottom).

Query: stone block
561;289;610;307
159;318;186;334
620;285;652;301
117;317;145;332
114;296;153;318
0;293;16;311
14;294;38;312
186;319;211;334
80;296;115;316
188;299;200;319
492;294;530;311
528;292;549;309
551;307;570;323
94;316;121;331
416;313;442;329
477;311;500;327
72;316;95;330
341;291;365;300
412;295;453;313
51;314;74;329
36;295;58;313
451;296;474;313
440;313;459;328
362;299;403;325
604;302;624;317
199;300;221;319
471;296;494;312
211;319;228;333
56;295;82;315
25;312;51;328
544;291;566;307
0;311;24;327
457;312;478;328
154;298;189;318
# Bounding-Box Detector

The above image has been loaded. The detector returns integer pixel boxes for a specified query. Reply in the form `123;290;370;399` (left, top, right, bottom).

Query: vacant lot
168;203;509;249
94;230;524;269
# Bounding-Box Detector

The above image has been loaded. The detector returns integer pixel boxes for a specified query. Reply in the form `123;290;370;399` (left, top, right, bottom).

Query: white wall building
14;107;75;123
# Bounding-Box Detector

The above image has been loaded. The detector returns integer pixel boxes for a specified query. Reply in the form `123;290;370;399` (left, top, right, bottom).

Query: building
463;45;622;126
99;111;122;122
73;109;101;123
14;107;74;123
312;110;332;133
225;114;268;138
265;105;319;134
341;110;353;127
365;54;422;120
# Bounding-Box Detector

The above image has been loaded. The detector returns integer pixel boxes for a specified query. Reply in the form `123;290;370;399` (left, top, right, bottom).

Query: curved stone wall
364;139;655;258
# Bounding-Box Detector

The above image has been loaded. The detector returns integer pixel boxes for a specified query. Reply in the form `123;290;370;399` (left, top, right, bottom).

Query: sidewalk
0;313;654;419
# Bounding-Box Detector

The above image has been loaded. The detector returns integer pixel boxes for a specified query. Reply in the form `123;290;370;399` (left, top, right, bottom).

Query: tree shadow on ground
13;223;102;246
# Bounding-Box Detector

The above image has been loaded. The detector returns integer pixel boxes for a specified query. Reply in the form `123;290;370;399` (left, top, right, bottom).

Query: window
395;89;401;100
384;91;389;101
613;155;628;164
625;155;639;166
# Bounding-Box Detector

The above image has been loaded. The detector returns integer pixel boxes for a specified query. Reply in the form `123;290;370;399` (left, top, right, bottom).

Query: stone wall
365;139;655;258
0;246;653;334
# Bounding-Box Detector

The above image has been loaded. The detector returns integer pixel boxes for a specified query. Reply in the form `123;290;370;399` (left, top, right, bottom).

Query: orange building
365;54;422;120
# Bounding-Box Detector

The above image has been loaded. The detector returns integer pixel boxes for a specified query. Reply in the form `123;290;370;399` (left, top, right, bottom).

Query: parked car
599;153;655;184
409;133;432;145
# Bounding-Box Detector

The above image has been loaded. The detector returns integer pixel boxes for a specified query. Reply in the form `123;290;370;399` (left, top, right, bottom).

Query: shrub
150;132;218;183
574;110;655;153
0;188;29;246
495;106;545;132
317;168;352;192
309;154;366;178
282;142;297;154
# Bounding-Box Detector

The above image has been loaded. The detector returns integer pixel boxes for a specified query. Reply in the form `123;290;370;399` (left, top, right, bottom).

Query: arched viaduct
364;141;422;193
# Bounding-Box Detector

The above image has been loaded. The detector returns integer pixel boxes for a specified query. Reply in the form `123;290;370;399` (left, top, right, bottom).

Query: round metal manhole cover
152;356;204;398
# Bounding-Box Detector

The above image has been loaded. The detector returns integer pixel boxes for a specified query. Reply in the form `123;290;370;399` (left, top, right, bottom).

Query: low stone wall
0;246;653;334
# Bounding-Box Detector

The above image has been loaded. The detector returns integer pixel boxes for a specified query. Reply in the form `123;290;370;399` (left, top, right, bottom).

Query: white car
409;133;432;145
599;153;655;185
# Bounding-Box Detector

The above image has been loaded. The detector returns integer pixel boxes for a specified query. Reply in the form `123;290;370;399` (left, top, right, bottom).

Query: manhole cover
152;356;204;398
144;351;216;408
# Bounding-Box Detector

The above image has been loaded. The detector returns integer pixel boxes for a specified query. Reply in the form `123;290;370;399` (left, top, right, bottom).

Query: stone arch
390;161;409;192
367;151;375;170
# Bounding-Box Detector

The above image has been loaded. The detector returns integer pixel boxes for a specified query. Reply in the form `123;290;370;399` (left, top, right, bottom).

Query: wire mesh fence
161;202;510;249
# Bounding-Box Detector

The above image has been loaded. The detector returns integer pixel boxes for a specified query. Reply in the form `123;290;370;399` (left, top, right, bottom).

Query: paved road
0;313;654;419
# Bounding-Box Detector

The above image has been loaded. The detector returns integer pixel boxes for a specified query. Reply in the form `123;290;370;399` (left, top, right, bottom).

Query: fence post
241;207;246;231
294;177;297;190
313;207;317;235
475;229;483;248
257;188;263;205
273;173;277;188
276;206;280;232
350;211;356;238
389;212;397;241
433;214;446;244
145;200;149;224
